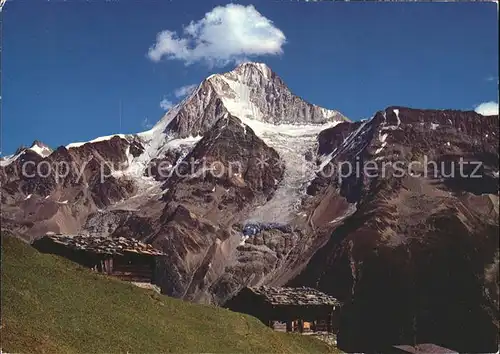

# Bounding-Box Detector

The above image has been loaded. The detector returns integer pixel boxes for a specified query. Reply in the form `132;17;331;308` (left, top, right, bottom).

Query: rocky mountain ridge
293;107;499;351
1;62;346;237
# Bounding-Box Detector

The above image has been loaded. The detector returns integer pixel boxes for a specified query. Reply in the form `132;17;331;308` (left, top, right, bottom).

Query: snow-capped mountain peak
2;62;348;187
130;62;349;222
235;61;271;72
29;140;53;158
156;62;347;139
231;61;273;80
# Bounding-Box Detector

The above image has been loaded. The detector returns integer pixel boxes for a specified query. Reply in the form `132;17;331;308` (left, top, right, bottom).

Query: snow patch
394;109;401;127
253;63;271;80
25;194;32;200
239;235;250;246
213;70;339;124
29;144;52;158
1;143;51;166
244;120;341;223
328;203;357;224
130;94;201;183
375;142;387;155
0;150;25;167
164;135;202;150
319;119;372;172
380;109;401;131
240;121;247;134
216;75;265;122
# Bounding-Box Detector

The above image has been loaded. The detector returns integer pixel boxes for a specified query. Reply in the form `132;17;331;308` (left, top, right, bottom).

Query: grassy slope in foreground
1;235;337;353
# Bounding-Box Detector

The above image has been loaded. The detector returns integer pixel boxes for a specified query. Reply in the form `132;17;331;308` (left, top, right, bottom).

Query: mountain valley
1;62;498;352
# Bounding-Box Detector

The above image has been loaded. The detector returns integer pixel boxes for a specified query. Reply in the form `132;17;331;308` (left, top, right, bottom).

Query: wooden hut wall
267;304;336;323
223;288;271;321
153;256;167;283
32;237;101;268
110;252;156;282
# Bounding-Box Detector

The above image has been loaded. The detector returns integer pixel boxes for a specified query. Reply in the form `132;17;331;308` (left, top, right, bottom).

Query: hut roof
39;234;166;256
248;286;341;306
392;344;458;354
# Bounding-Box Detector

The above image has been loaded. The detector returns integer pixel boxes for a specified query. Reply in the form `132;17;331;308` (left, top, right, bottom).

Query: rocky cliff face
163;62;345;139
291;107;499;352
1;63;498;352
0;136;142;238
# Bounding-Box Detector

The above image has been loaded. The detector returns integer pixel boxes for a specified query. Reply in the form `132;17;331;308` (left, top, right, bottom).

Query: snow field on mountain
237;115;340;223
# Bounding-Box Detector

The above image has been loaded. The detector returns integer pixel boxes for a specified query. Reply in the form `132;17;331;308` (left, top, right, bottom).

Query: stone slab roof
393;344;458;354
40;233;166;256
249;286;341;306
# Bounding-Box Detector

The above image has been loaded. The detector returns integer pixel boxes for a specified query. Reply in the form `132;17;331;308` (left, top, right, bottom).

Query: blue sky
1;1;498;155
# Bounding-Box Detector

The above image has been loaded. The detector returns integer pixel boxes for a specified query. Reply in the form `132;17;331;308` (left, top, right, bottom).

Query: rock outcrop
290;107;499;352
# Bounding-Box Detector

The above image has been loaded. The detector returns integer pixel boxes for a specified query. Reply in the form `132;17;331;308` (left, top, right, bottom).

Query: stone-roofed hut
32;233;166;284
224;286;342;333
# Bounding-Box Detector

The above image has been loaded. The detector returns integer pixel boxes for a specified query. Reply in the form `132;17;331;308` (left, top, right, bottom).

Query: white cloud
474;101;499;116
141;117;153;129
160;98;174;111
147;4;286;67
174;84;197;98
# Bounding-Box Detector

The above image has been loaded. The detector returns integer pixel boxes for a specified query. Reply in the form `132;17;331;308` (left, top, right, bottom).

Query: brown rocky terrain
290;107;499;352
0;136;143;239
